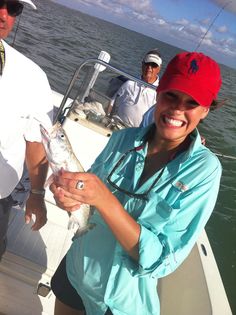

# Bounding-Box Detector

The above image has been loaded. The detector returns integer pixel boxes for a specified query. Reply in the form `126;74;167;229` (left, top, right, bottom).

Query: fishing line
194;1;235;161
194;1;232;51
214;152;236;160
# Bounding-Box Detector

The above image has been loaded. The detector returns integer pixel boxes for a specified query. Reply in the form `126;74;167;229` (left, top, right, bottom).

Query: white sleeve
24;69;53;142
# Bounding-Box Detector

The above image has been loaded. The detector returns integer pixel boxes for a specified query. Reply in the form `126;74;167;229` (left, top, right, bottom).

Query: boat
0;52;232;315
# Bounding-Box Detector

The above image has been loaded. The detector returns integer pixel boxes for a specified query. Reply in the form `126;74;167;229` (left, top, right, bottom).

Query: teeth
165;117;183;127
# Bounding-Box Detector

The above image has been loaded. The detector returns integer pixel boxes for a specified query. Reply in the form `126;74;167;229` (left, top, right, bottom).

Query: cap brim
144;54;162;67
20;0;37;10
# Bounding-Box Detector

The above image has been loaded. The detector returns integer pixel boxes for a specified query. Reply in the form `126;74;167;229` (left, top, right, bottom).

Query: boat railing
54;57;156;124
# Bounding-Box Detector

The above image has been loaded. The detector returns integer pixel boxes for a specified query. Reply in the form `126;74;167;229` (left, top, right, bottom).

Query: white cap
143;53;162;67
19;0;37;10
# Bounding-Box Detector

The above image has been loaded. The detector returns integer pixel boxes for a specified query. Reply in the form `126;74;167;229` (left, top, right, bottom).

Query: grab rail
54;58;156;123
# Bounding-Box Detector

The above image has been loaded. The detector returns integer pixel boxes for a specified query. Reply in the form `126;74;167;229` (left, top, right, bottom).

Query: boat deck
0;194;73;315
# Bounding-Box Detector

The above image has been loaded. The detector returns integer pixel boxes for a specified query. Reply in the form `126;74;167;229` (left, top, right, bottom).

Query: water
7;0;236;312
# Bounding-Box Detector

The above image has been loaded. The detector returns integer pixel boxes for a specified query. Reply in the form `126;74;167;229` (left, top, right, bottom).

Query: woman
50;52;223;315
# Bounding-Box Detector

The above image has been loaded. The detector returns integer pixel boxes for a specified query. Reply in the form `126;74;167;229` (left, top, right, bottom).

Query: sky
52;0;236;69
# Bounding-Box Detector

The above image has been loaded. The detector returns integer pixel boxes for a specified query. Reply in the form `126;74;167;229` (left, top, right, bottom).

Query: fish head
40;122;72;171
40;122;68;148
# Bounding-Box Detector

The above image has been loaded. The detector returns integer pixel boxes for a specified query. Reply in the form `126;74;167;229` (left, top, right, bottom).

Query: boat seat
158;243;212;315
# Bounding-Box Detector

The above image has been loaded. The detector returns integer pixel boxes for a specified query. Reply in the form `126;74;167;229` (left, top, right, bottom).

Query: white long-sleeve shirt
0;40;53;198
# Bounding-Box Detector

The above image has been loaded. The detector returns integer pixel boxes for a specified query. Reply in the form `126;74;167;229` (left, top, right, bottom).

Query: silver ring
76;180;84;190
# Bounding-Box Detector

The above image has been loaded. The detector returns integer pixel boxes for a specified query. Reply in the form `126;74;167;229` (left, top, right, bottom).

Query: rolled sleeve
138;224;163;274
121;223;172;278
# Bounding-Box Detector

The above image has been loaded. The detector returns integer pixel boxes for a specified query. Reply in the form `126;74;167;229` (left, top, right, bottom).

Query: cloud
175;18;189;26
113;0;153;13
73;0;155;16
210;0;236;14
152;16;236;59
200;18;211;25
216;25;228;33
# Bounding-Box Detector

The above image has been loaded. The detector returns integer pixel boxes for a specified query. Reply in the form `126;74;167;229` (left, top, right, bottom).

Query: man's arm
25;141;48;230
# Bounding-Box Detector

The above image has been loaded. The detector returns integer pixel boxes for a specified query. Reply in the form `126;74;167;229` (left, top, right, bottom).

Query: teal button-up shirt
66;125;222;315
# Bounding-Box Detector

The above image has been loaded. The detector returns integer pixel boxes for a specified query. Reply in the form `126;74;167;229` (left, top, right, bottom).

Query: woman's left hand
51;170;141;261
51;169;112;211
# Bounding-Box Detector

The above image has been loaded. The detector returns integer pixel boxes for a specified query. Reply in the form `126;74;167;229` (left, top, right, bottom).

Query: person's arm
22;65;53;230
24;141;48;230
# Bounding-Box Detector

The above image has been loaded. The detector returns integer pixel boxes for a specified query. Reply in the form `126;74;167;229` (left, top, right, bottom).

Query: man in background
106;49;162;127
0;0;53;259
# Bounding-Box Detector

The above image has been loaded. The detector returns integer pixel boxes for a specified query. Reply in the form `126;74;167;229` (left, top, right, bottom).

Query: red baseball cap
157;52;222;107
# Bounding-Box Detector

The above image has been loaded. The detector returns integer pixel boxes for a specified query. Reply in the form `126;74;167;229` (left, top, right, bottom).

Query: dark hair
210;99;227;111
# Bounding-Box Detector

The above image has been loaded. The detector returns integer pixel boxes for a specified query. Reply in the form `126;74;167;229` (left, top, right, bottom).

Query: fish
40;121;94;237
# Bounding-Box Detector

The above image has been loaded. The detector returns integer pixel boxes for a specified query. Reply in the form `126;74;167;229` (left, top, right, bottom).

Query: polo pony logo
188;59;199;74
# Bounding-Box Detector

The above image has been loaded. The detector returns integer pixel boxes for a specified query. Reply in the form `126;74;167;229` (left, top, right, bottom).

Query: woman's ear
200;107;210;120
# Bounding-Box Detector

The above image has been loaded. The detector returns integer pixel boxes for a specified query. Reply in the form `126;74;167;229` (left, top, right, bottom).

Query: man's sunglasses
144;62;159;68
0;1;24;17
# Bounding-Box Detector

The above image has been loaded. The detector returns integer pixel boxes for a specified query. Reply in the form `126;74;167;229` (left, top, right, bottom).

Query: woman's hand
50;169;111;211
50;170;140;261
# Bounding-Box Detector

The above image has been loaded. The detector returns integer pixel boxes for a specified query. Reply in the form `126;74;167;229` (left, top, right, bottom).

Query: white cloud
157;18;167;26
200;18;211;25
73;0;155;16
133;12;149;22
216;25;228;33
175;18;189;26
113;0;153;13
211;0;236;14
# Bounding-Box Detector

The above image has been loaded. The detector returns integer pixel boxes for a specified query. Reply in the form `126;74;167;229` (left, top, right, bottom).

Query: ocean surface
7;0;236;312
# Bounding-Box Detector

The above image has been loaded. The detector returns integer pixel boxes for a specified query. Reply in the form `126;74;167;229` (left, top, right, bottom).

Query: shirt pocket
138;183;188;232
164;180;189;209
136;193;172;232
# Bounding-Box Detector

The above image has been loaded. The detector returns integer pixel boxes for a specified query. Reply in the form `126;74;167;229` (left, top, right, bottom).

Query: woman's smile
162;115;186;128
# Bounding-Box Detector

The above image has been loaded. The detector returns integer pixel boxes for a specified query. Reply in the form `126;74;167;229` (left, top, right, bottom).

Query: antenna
194;1;231;51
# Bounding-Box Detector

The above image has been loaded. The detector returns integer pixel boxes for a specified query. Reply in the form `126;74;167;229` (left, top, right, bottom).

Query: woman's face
154;90;209;144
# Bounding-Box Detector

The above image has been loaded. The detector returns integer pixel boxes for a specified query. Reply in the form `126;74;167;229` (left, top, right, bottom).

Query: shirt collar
152;77;159;87
139;76;159;87
133;124;155;148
